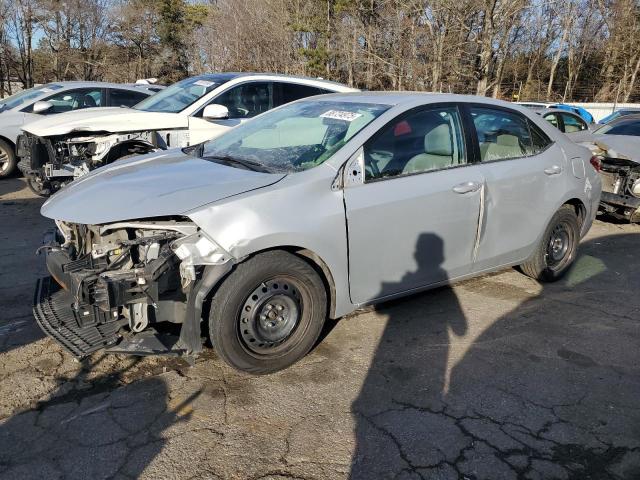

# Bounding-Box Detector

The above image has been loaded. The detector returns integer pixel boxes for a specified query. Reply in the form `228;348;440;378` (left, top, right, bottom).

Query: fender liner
178;262;233;354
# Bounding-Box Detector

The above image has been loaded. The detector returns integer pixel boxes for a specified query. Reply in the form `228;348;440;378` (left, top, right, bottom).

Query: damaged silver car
34;93;601;374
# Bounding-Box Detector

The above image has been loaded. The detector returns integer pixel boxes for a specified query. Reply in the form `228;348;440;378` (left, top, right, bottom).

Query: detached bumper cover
33;276;121;358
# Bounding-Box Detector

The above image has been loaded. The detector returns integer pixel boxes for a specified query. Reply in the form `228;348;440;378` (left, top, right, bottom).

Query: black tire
26;175;51;197
520;204;580;282
209;250;327;374
0;139;16;178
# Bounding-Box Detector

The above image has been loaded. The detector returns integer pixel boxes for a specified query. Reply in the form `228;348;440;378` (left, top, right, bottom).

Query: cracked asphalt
1;177;639;480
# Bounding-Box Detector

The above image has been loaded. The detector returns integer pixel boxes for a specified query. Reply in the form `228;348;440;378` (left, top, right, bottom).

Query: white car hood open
22;108;188;137
41;150;286;224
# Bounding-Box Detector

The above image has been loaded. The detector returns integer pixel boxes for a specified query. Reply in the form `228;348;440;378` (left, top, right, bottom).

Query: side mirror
203;104;229;120
32;100;53;114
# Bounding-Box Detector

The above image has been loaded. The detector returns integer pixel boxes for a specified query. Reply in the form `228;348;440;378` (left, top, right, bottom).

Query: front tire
0;139;16;178
209;251;327;374
520;204;580;282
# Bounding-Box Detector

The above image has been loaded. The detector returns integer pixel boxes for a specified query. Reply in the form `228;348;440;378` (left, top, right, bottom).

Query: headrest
496;134;519;147
424;123;453;156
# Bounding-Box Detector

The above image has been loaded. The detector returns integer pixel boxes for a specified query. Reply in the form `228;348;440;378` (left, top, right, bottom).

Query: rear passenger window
364;106;466;181
471;107;538;161
108;89;148;107
276;83;328;106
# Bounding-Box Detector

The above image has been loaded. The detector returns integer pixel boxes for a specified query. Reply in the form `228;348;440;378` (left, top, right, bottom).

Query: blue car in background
552;104;594;124
599;108;640;125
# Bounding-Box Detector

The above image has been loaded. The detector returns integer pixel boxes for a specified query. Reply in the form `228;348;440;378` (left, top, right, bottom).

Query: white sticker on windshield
320;110;362;122
193;80;215;87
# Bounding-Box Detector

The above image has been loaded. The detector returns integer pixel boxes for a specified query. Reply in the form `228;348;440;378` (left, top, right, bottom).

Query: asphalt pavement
0;177;639;480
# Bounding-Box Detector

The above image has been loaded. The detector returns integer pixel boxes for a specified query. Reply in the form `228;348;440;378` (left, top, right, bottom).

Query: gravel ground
0;177;639;480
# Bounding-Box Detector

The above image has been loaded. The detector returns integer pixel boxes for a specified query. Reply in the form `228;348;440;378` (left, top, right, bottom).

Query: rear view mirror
32;100;53;114
203;104;229;120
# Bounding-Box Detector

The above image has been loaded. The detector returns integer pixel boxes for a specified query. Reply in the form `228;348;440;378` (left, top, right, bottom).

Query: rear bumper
33;276;122;358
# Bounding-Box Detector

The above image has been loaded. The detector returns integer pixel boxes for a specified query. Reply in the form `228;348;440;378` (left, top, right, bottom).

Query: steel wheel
238;278;302;354
209;250;327;374
545;220;574;272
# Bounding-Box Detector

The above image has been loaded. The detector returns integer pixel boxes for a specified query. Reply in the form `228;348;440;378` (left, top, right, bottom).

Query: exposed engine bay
16;128;190;196
586;142;640;222
34;218;232;358
598;157;640;222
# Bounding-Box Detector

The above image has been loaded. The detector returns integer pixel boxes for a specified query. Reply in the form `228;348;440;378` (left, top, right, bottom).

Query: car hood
22;108;187;137
577;133;640;163
41;150;286;224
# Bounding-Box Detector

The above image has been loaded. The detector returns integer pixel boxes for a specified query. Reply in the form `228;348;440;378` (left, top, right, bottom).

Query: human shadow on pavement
0;354;201;479
350;233;640;479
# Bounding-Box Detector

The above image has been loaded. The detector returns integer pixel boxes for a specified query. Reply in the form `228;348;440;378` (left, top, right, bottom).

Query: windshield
198;100;389;173
133;77;223;113
0;84;63;112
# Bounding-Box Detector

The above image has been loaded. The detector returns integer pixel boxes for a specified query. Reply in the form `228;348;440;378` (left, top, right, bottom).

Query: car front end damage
595;156;640;222
17;129;188;195
34;218;233;358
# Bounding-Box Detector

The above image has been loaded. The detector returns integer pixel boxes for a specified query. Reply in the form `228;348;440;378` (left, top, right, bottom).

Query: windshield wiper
202;154;272;173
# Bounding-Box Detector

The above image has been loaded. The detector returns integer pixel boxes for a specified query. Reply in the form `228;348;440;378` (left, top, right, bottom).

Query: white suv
18;74;358;195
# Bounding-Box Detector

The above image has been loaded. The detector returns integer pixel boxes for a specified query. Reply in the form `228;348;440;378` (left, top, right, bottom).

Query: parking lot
1;176;639;480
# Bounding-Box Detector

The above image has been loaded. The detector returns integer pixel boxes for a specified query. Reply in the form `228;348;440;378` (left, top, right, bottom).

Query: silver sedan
35;93;601;373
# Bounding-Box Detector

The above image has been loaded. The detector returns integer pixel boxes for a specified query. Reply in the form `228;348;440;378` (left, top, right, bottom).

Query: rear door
106;88;150;107
343;104;484;304
467;105;567;271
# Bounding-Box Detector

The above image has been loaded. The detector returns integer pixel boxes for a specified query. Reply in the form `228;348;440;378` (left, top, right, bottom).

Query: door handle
544;165;562;175
452;181;482;194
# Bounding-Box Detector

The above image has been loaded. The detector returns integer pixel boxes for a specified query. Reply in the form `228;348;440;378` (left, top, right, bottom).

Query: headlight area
33;219;234;359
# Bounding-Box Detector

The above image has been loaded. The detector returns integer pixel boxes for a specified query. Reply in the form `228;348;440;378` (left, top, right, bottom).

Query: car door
32;87;104;114
343;104;484;304
468;105;567;272
272;82;330;107
188;81;274;143
560;112;588;134
106;88;149;107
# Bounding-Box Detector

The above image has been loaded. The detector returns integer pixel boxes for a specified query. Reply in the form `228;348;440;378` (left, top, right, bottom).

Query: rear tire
520;204;580;282
209;251;327;374
0;139;16;178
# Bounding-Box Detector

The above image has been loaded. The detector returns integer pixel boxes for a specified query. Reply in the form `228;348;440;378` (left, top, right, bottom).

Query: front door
343;105;483;304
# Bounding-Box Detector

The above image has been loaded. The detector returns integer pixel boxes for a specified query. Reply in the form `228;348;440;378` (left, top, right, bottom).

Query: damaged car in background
34;93;600;374
17;73;357;196
570;114;640;222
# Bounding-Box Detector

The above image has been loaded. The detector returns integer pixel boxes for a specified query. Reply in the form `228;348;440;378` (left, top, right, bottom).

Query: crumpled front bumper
33;276;121;358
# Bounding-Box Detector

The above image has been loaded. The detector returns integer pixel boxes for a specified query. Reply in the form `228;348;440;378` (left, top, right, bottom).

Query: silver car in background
0;81;162;178
34;93;601;374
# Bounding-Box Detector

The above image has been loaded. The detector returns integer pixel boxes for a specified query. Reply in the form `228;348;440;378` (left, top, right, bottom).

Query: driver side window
364;106;466;181
211;82;273;119
38;88;102;114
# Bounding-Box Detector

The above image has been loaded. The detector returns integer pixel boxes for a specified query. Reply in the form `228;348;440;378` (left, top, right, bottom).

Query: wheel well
564;198;586;227
110;140;155;159
0;135;16;152
239;246;337;319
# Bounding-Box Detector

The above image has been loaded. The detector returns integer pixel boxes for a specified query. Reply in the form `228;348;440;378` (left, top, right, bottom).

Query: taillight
589;155;601;172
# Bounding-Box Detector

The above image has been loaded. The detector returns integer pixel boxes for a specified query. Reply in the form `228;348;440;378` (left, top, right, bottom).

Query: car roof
302;91;537;109
606;113;640;125
533;108;582;117
41;81;158;90
182;72;354;90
